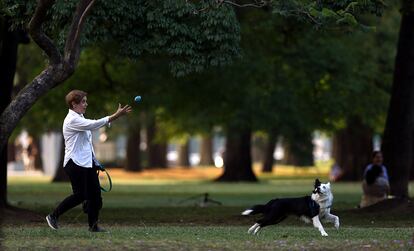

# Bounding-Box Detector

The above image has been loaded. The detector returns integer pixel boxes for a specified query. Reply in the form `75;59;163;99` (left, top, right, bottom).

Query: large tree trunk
0;19;29;208
125;125;142;171
199;135;214;166
283;131;314;167
333;118;373;181
178;139;190;167
147;119;167;168
382;5;414;198
216;127;257;182
252;135;265;163
262;130;278;173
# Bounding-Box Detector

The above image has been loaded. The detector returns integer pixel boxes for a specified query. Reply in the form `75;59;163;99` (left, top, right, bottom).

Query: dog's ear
314;178;321;188
327;182;331;187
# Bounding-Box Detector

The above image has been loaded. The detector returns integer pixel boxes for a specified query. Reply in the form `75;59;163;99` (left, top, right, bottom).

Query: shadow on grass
3;199;413;229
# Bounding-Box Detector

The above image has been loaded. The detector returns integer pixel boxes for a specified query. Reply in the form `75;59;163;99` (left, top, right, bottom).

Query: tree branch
295;8;322;26
28;0;62;65
218;0;268;8
189;0;269;14
64;0;96;67
191;0;324;26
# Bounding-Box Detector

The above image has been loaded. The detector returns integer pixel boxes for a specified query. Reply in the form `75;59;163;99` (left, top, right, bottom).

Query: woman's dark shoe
46;214;59;230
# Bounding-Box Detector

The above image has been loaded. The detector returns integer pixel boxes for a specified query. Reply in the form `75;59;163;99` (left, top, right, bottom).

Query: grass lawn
2;166;414;250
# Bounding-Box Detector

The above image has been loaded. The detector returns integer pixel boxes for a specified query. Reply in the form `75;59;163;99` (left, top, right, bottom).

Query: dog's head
313;178;331;195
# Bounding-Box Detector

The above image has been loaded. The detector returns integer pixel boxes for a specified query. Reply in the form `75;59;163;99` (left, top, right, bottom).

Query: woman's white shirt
63;109;109;168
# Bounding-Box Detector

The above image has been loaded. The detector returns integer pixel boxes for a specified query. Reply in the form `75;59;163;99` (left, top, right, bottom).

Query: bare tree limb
190;0;322;26
300;10;321;26
293;8;322;26
218;0;268;8
28;0;62;65
64;0;96;67
189;0;270;14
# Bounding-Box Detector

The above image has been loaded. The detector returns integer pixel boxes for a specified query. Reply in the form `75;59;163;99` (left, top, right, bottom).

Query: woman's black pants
51;159;102;228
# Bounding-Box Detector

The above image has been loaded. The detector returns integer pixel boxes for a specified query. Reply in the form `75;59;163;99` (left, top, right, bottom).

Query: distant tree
262;129;278;172
199;135;214;166
125;120;142;172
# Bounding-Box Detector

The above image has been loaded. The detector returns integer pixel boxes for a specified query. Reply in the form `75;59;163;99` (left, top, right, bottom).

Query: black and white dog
241;179;340;236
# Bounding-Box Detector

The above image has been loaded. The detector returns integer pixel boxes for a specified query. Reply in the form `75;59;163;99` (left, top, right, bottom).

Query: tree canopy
6;0;241;76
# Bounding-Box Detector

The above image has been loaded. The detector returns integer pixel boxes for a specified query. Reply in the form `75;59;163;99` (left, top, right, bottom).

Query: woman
46;90;132;232
360;151;390;208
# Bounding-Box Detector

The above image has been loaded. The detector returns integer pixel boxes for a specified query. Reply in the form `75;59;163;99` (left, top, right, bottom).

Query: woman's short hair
65;90;87;109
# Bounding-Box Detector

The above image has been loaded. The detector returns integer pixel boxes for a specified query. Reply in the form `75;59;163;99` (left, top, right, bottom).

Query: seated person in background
363;150;389;181
360;164;390;208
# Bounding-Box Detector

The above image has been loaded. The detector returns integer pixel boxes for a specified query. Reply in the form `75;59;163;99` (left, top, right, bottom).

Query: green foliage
9;0;397;141
152;6;396;138
272;0;385;29
5;0;241;76
0;0;15;16
4;0;389;78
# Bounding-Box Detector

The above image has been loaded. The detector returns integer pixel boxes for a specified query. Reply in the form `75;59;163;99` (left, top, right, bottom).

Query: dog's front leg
324;213;340;230
248;223;260;235
312;216;328;236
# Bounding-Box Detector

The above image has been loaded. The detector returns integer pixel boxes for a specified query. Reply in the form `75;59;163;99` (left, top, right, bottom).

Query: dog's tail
241;205;265;215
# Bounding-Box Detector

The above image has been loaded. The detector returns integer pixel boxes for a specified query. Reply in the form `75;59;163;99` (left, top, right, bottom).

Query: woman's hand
116;104;132;116
109;104;132;122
